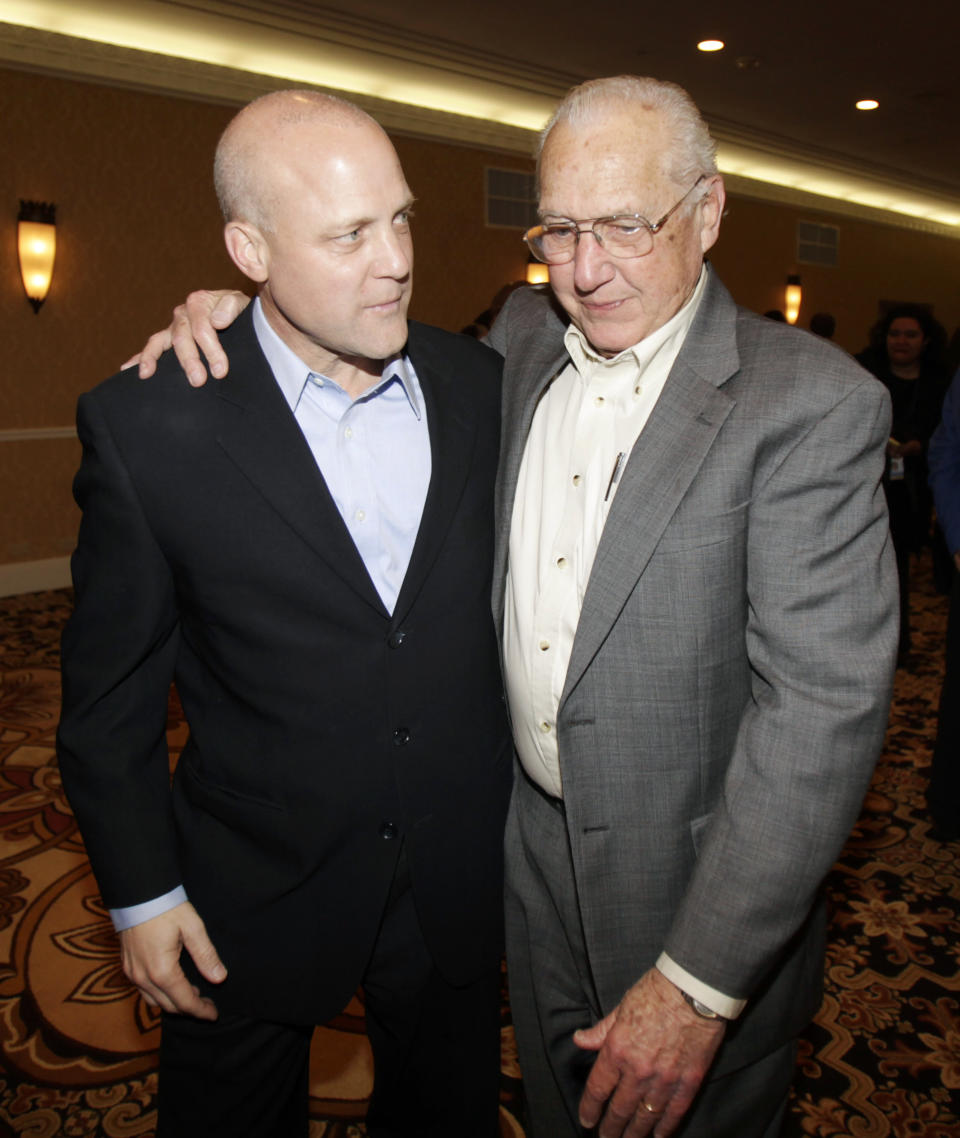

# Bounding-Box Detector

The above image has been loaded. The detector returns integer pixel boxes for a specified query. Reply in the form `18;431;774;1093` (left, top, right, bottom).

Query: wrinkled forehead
538;110;675;216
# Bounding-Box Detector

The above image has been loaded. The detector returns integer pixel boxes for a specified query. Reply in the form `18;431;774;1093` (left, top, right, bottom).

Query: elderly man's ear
224;221;270;283
698;177;725;255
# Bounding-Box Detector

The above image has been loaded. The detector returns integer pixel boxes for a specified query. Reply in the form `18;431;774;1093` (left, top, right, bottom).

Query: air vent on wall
797;221;839;267
486;168;538;230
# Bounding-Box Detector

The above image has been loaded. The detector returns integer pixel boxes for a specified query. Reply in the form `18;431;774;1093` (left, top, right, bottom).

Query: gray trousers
504;771;795;1138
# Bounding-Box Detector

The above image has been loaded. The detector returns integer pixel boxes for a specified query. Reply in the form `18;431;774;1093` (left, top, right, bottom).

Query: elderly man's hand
574;968;725;1137
119;900;227;1020
121;289;251;386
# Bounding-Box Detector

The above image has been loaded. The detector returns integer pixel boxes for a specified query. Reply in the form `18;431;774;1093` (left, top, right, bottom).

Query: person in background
857;304;949;657
809;312;836;339
926;367;960;840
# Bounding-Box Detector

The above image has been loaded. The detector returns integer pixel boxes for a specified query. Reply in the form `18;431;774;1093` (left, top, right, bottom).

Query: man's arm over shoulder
664;345;898;997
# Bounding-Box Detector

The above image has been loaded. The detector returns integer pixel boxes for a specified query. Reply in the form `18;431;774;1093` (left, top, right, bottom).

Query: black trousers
157;848;502;1138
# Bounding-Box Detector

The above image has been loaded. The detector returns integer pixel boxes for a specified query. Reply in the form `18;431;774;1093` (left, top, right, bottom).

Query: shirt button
556;556;567;569
393;727;411;746
572;474;582;486
379;821;398;840
594;396;605;406
539;639;550;651
388;630;406;649
634;384;642;395
355;509;366;522
344;426;353;439
539;721;551;734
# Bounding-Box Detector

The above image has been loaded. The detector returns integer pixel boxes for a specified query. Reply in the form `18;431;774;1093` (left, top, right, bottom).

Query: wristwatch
680;990;726;1021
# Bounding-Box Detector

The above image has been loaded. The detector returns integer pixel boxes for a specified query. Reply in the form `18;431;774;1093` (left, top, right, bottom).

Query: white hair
538;76;718;195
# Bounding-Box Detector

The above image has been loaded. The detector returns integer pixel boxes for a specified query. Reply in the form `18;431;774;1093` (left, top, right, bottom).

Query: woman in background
857;305;949;659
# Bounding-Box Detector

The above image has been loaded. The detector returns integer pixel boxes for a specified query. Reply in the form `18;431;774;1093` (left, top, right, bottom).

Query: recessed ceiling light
856;99;879;110
697;40;725;52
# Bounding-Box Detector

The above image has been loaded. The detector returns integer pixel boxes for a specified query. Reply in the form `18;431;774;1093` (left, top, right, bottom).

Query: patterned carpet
0;557;957;1137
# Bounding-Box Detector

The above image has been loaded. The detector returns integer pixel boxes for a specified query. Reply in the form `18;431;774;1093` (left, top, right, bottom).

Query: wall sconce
526;255;549;286
18;200;57;313
784;274;802;325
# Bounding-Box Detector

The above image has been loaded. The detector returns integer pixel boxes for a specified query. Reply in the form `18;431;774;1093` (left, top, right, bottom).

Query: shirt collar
564;263;708;379
251;297;422;419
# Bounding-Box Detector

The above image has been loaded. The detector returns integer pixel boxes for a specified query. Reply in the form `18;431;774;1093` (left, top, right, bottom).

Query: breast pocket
656;501;749;553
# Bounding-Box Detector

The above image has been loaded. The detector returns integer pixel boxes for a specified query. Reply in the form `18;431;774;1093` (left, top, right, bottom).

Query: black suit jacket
57;308;512;1025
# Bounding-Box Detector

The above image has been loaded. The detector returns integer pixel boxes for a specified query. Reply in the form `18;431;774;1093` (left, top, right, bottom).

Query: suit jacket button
393;727;410;746
388;630;406;649
379;821;398;840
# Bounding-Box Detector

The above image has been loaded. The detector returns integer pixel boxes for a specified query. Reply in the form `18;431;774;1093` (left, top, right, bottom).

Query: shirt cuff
110;886;189;932
656;952;747;1020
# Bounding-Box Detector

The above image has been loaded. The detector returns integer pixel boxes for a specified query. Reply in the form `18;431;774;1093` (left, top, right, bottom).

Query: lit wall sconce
784;274;802;325
526;255;549;286
18;200;57;313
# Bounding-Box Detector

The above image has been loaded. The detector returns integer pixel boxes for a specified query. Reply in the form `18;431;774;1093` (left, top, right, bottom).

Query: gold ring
641;1101;658;1114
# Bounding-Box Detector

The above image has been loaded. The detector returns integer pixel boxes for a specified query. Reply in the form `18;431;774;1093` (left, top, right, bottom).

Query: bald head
214;90;387;232
214;88;414;388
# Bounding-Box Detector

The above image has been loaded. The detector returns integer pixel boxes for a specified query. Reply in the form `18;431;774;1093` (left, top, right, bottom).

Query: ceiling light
697;40;725;52
855;99;879;111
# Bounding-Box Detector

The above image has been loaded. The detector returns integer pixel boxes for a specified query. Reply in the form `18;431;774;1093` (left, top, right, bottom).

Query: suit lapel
561;270;741;702
560;363;735;702
213;309;385;614
391;324;477;624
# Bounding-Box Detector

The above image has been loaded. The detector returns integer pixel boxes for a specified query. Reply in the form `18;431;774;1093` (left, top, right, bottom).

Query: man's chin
360;311;410;361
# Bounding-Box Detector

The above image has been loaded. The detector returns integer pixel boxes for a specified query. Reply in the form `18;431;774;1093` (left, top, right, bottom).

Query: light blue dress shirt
111;298;431;932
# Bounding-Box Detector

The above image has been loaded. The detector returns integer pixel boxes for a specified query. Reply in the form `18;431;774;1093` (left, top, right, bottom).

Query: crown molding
2;11;959;237
722;175;960;240
0;21;541;153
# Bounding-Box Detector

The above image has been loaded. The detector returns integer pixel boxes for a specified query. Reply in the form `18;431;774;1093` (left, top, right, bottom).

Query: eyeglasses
523;175;707;265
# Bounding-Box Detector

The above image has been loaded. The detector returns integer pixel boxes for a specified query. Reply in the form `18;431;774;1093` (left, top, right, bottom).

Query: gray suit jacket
488;269;898;1070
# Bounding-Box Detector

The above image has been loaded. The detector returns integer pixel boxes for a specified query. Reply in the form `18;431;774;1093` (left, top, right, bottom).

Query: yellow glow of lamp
18;200;57;313
526;258;549;285
785;274;802;325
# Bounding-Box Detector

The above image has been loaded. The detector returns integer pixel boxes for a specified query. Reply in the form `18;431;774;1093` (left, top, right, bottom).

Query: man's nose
377;230;412;278
572;230;615;291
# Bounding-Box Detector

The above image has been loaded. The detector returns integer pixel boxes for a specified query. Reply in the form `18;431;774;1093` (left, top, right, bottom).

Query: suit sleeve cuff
656;952;747;1020
110;886;189;932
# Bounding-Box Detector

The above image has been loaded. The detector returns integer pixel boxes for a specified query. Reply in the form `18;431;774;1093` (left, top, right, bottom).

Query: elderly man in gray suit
485;76;897;1138
133;74;897;1138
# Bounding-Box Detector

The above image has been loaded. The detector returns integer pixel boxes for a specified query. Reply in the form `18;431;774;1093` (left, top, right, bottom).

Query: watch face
682;991;722;1019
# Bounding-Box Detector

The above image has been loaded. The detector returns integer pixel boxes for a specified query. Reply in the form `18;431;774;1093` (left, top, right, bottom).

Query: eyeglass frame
523;174;709;265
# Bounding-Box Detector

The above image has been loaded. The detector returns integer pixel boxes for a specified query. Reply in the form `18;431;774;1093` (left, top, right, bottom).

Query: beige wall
712;193;960;355
2;67;959;584
0;68;532;578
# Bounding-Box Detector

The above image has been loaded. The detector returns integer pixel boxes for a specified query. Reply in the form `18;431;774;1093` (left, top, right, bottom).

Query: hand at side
119;900;227;1020
575;968;725;1137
